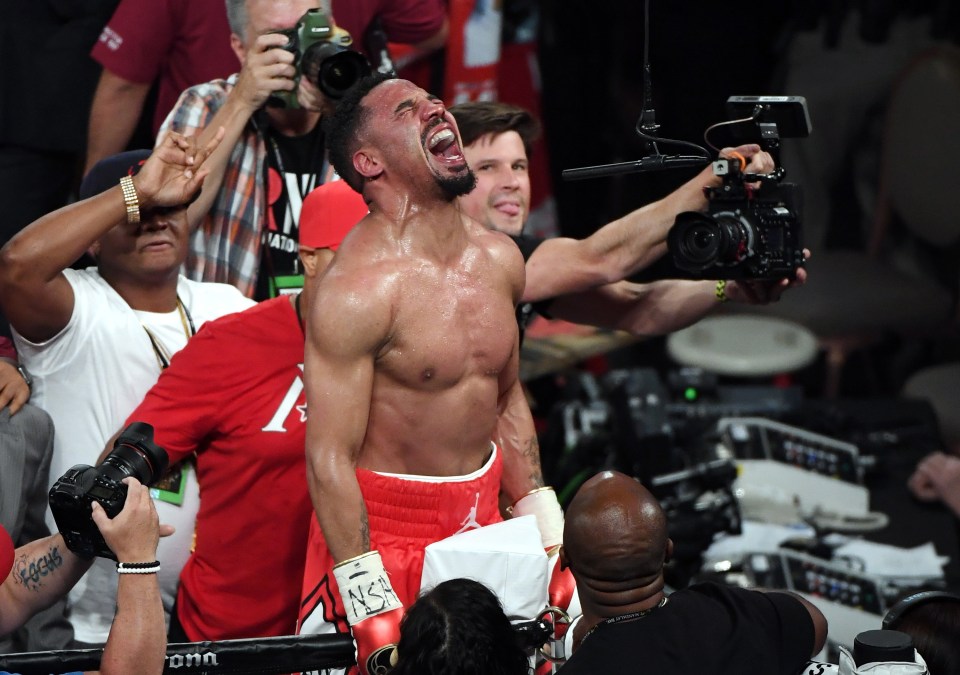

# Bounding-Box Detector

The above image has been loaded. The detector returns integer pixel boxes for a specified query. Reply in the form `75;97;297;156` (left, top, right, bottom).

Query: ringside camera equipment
667;96;811;280
49;422;168;560
268;8;371;108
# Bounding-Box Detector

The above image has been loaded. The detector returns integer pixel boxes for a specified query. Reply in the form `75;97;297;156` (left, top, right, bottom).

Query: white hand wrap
511;486;564;549
333;550;403;626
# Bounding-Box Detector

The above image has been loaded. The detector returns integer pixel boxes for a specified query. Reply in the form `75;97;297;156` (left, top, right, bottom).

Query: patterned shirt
159;76;267;298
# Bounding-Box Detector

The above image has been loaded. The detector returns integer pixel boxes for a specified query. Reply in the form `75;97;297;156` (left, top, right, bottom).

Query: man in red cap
0;478;169;675
121;179;364;643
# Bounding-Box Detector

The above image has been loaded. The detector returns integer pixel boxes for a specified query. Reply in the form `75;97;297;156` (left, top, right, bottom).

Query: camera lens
302;44;371;100
99;422;169;486
668;211;755;274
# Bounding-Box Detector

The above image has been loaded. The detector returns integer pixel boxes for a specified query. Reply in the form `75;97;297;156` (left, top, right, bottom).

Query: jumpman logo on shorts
455;492;482;534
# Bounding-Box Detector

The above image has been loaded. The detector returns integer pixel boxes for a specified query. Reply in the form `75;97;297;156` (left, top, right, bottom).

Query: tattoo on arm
13;545;65;592
360;500;370;550
524;436;545;488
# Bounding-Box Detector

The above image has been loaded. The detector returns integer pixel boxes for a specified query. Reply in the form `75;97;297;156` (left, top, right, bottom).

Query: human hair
885;592;960;675
449;101;542;158
391;578;531;675
224;0;247;38
323;72;395;193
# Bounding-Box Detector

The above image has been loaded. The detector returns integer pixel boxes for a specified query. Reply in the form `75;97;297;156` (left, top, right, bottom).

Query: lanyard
141;295;196;370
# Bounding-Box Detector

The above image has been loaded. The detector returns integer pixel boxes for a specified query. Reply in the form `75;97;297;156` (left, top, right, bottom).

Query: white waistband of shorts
371;442;497;483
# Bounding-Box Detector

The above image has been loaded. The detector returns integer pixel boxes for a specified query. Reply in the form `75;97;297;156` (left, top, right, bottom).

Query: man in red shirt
121;180;364;641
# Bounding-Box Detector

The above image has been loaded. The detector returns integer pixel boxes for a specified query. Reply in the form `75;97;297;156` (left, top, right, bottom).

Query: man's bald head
563;471;670;588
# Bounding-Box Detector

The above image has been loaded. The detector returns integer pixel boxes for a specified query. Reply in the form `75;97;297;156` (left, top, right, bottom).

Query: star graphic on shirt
296;402;308;422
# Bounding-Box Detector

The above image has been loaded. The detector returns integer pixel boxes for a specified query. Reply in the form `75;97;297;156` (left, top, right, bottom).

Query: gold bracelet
119;175;140;226
715;279;728;303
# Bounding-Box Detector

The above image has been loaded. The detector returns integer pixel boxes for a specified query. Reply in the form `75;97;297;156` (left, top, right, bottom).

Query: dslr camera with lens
667;96;811;281
49;422;168;560
269;8;371;108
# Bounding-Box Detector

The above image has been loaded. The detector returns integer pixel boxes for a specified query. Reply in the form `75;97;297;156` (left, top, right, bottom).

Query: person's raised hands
132;128;225;210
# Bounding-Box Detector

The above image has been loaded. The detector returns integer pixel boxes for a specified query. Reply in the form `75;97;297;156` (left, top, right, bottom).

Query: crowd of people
1;1;959;675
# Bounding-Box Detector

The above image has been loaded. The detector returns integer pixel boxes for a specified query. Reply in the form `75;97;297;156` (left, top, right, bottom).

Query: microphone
561;155;709;181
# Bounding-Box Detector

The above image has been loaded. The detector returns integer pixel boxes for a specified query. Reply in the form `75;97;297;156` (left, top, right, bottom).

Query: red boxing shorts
297;444;503;639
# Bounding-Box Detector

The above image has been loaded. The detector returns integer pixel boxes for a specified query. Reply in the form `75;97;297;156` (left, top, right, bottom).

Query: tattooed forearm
523;436;545;488
360;500;370;550
13;546;65;592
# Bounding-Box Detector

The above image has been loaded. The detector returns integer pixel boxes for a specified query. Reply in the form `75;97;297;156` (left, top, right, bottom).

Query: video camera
268;8;371;108
667;96;811;281
48;422;168;560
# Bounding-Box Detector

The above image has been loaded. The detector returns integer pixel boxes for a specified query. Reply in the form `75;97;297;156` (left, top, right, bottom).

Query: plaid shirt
159;76;265;298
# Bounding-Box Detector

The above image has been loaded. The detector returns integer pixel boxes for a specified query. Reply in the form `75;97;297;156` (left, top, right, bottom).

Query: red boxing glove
548;558;577;614
351;606;403;675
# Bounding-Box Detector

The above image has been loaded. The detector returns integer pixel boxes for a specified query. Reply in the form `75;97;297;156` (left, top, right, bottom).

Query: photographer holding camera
1;478;171;675
159;0;445;300
451;102;809;341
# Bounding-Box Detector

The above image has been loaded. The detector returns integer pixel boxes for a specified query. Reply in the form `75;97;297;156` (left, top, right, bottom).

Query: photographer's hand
725;249;810;305
298;76;336;115
234;32;298;112
91;478;174;563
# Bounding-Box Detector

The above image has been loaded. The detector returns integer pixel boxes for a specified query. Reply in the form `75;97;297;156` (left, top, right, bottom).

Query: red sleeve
124;324;229;465
90;0;176;84
0;337;16;361
332;0;446;46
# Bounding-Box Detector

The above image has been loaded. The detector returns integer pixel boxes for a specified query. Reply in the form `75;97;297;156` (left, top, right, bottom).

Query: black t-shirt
257;122;326;300
559;582;815;675
510;234;554;344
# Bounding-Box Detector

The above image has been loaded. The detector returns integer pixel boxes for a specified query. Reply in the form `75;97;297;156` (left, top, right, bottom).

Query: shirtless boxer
298;74;555;674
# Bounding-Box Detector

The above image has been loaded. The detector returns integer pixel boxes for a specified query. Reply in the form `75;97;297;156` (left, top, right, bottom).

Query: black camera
269;8;371;108
668;160;804;281
48;422;168;560
667;95;812;281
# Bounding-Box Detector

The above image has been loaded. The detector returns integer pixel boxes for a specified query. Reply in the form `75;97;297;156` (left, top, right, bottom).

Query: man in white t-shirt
0;130;255;646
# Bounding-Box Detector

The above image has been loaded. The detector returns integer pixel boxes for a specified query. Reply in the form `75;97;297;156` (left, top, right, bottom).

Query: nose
420;97;445;121
138;211;170;233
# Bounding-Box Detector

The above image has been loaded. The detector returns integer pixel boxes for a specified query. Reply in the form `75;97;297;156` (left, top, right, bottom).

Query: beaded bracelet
116;560;160;575
715;279;729;303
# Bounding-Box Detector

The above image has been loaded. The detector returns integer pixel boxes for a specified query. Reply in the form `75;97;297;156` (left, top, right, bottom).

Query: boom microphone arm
562;155;709;181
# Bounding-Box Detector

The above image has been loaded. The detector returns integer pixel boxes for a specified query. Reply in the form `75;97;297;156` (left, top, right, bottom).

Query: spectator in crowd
119;178;363;642
0;0;119;243
0;131;254;646
0;478;171;675
159;0;448;300
297;75;563;675
84;0;240;173
557;470;826;674
450;101;809;338
0;336;70;654
391;578;531;675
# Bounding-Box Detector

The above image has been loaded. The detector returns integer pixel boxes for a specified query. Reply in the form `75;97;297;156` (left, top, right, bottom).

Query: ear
230;32;246;64
87;242;100;260
299;248;336;279
353;149;383;181
664;538;674;565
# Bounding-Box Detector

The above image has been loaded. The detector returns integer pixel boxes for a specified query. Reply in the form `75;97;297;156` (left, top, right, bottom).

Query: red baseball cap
1;525;14;580
299;180;368;251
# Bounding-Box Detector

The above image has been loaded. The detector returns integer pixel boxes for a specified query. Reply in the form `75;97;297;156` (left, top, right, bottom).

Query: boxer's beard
436;168;477;201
